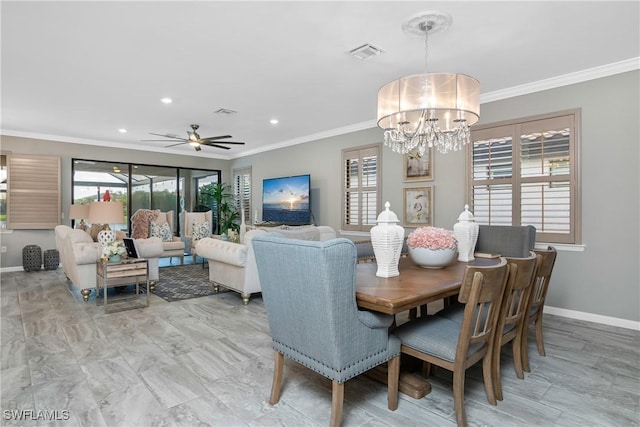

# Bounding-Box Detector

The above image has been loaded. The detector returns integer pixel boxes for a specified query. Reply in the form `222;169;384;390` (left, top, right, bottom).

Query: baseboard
545;305;640;331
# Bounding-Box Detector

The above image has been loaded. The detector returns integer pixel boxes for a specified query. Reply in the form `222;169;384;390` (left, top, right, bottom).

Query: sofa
196;225;337;304
131;209;186;264
54;225;163;301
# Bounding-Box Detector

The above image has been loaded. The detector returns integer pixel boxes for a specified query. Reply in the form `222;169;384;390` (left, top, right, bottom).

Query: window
233;167;251;225
7;154;60;229
468;110;581;244
342;144;381;232
72;159;220;234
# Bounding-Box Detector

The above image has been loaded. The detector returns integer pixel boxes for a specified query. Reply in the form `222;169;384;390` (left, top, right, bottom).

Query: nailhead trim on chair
273;340;397;383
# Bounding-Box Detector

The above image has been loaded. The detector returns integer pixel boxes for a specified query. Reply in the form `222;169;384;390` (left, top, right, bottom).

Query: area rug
154;264;221;302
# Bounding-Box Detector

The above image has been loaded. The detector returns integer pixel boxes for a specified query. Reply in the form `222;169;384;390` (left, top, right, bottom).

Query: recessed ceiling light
118;128;127;133
161;97;173;104
270;119;279;125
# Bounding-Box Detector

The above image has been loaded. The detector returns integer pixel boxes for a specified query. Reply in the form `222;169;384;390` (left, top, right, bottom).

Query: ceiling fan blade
165;141;189;148
201;140;245;146
200;135;233;142
206;143;231;150
148;132;184;140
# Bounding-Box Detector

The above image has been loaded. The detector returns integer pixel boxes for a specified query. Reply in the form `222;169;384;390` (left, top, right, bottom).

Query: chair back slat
528;247;558;311
457;259;509;357
500;252;538;332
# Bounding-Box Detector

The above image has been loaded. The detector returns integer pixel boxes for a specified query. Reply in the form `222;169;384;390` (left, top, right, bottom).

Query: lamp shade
88;201;124;225
69;204;90;220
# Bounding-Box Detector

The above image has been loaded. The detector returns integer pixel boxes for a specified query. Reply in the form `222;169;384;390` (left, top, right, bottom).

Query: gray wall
233;71;639;322
2;71;638;322
0;136;230;268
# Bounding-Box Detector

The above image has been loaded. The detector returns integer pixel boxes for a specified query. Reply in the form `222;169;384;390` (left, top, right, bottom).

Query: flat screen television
262;174;311;225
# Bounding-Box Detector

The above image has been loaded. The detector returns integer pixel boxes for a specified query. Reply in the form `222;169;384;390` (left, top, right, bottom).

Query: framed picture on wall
403;148;433;181
403;186;433;226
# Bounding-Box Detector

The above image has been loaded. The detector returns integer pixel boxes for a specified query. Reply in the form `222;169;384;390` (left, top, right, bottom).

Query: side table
96;258;149;313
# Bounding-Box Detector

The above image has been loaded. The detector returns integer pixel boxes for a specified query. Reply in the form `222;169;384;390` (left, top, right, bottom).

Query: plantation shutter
7;154;61;229
233;167;251;224
342;144;380;232
469;110;580;244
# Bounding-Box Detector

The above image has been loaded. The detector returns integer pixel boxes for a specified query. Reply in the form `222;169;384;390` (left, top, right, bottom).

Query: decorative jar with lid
453;204;479;262
370;202;405;278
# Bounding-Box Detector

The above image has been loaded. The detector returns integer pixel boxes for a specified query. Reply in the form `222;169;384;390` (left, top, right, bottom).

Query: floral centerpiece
406;226;458;268
103;240;127;262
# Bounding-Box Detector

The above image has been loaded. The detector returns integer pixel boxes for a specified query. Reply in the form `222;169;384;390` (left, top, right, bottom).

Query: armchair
54;225;163;301
131;209;185;264
180;210;213;261
251;234;401;427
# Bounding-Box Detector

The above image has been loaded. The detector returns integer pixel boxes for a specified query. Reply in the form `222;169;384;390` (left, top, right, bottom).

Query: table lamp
88;201;124;246
69;204;90;229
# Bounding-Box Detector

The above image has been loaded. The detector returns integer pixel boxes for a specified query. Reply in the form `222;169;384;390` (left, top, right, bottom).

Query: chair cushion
150;221;173;242
192;219;210;240
395;315;483;362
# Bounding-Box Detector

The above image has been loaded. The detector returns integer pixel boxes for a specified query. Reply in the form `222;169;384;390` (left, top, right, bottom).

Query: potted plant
406;226;458;269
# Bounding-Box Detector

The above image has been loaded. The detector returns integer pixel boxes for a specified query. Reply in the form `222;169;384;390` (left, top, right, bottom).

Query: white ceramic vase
453;204;479;262
370;202;405;278
408;246;457;269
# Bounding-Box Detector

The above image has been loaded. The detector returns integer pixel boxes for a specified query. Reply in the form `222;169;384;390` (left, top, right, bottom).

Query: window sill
535;242;585;252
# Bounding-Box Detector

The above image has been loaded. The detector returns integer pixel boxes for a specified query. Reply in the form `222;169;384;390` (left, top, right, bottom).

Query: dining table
355;255;496;399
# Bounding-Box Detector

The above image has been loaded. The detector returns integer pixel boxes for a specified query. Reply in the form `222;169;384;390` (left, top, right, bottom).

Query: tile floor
1;267;638;426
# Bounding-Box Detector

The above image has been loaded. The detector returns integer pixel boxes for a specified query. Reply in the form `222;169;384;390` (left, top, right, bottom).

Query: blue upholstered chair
251;234;401;427
476;225;536;258
393;258;509;427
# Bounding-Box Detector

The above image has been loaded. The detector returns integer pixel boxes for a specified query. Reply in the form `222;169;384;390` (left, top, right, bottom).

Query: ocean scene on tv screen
263;175;310;224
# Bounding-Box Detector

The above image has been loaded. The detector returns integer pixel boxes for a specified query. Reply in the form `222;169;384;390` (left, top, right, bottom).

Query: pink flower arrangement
407;226;457;250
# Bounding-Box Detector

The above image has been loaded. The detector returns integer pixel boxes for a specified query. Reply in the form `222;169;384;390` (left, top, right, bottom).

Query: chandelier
377;12;480;155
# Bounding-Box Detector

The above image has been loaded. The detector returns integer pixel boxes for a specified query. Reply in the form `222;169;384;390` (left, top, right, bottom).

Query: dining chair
392;258;509;427
251;234;401;427
491;252;538;401
522;246;558;372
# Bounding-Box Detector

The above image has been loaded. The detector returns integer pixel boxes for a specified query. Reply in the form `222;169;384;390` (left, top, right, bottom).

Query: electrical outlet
1;246;7;253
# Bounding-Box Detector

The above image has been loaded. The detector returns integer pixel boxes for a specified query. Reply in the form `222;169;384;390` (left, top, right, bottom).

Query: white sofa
54;225;163;301
196;225;336;304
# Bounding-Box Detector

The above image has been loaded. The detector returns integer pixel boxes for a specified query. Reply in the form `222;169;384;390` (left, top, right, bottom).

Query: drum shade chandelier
377;11;480;155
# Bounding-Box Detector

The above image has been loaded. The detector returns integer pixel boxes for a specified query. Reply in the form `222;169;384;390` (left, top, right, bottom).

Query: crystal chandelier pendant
377;11;480;156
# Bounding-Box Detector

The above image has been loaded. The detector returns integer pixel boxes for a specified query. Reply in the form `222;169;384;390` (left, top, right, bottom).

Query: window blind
7;154;61;229
342;144;380;231
233;167;251;224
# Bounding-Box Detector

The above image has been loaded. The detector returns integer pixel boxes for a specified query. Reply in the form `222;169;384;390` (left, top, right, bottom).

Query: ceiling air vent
347;43;384;61
215;108;238;115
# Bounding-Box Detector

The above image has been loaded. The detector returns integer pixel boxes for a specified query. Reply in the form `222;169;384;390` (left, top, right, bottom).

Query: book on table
474;252;501;259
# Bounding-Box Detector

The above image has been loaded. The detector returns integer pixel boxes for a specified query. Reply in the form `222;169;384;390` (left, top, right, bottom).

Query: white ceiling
2;1;639;160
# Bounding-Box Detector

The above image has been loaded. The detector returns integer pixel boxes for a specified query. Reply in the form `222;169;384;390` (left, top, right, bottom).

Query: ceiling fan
142;124;245;151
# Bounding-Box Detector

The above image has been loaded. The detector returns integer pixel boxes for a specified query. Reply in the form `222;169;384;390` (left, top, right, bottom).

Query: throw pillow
150;221;173;242
89;224;109;242
192;220;210;241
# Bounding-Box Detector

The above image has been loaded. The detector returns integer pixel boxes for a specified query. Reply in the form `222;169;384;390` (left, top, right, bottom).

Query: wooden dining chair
491;252;538;401
392;258;509;427
521;246;558;372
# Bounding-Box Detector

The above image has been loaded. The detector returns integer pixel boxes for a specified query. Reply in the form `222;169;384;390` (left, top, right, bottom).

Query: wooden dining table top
355;256;473;315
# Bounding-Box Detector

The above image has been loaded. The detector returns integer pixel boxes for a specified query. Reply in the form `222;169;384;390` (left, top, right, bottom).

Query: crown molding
3;58;638;160
480;57;640;104
0;130;230;160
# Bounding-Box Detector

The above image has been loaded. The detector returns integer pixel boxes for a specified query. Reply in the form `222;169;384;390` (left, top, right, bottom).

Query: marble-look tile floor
1;268;638;426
